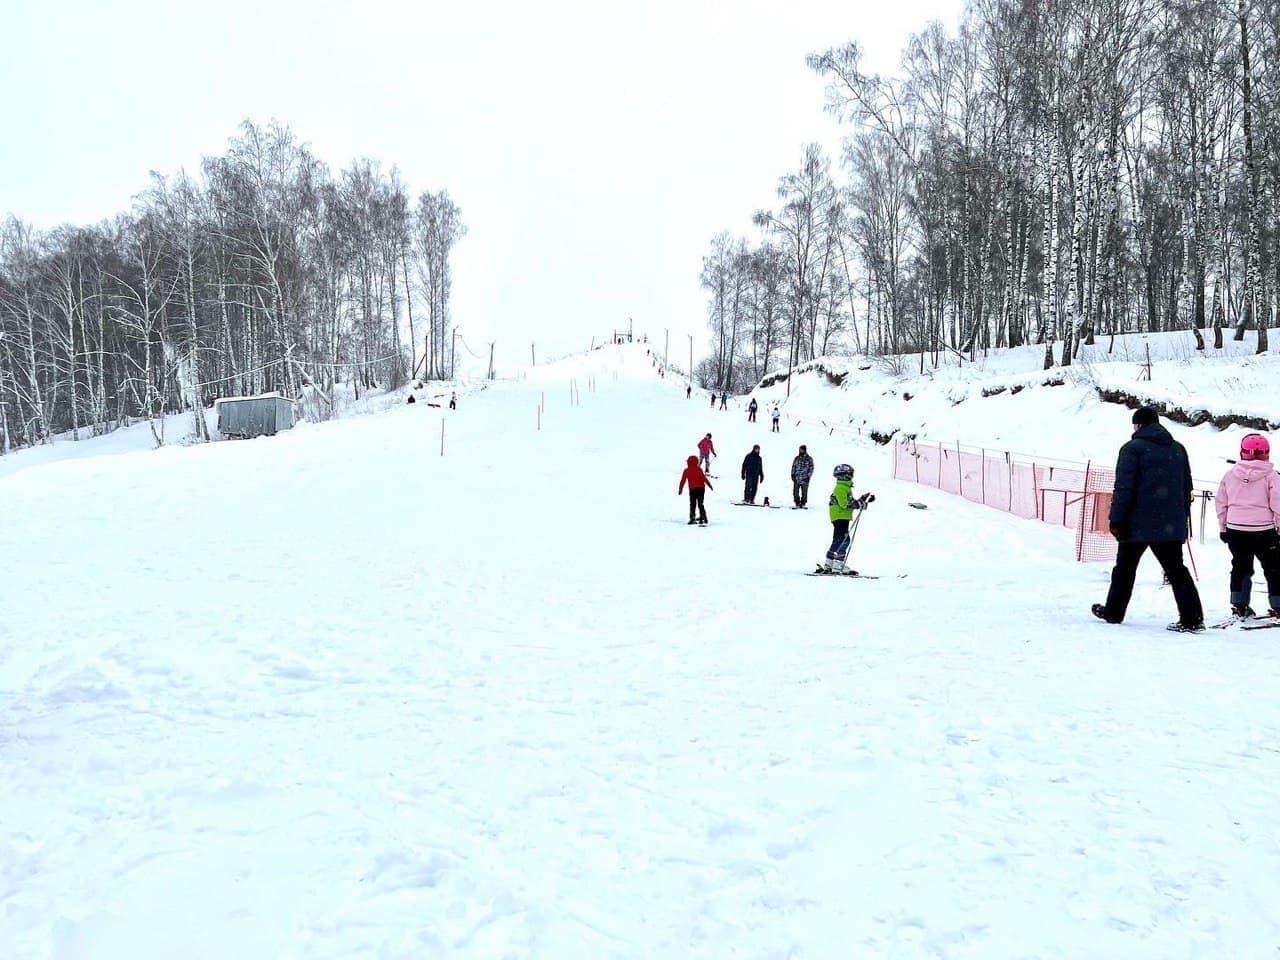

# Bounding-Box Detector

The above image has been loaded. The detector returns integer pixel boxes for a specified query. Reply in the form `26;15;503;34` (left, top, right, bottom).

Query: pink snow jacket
1216;460;1280;532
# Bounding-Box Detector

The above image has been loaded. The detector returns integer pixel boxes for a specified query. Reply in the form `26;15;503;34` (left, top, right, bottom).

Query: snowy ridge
751;328;1280;471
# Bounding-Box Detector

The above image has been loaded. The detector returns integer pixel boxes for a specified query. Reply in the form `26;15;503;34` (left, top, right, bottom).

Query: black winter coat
741;451;764;481
1108;423;1193;542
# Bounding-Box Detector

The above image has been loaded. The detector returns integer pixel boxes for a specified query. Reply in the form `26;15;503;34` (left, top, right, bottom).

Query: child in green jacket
821;464;874;573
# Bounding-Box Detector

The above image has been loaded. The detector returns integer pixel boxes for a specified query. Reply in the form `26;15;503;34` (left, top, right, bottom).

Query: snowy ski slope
3;344;1279;958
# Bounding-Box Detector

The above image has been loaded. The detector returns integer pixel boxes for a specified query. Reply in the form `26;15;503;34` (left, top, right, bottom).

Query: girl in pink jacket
1216;433;1280;618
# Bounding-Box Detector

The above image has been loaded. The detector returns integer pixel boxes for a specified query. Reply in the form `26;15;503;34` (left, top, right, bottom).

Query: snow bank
750;327;1280;476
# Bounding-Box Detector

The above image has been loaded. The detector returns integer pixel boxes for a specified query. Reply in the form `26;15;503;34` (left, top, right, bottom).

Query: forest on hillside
699;0;1280;392
0;121;464;450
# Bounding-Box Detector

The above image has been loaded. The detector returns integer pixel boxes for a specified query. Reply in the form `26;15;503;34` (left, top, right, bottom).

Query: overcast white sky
2;0;961;373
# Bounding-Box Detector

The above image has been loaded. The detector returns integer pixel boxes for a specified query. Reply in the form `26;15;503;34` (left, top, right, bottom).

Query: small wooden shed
215;393;297;439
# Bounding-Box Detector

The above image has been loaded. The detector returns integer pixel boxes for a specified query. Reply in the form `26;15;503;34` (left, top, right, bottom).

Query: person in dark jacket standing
791;445;815;507
1093;406;1204;632
748;398;758;423
741;445;764;503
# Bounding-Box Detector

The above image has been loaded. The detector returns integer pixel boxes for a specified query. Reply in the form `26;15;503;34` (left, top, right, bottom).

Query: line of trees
700;0;1279;392
0;120;465;451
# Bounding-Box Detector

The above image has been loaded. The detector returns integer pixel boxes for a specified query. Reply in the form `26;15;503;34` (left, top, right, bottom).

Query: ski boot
1232;603;1256;619
1167;620;1206;633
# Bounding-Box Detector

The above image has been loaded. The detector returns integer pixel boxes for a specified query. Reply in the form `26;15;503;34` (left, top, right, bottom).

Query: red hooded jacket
697;436;716;457
679;456;712;493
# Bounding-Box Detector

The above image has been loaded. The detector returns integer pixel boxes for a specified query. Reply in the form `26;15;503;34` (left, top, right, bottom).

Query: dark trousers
743;476;760;503
1226;529;1280;609
688;488;707;523
1103;540;1204;625
793;479;809;506
771;420;779;432
827;519;851;561
748;410;756;422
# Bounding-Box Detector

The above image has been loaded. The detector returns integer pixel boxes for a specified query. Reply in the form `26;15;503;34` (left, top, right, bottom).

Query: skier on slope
741;444;764;504
771;406;781;433
748;398;758;423
791;445;814;507
679;455;713;525
719;392;728;410
1216;433;1280;620
697;433;717;474
820;464;874;573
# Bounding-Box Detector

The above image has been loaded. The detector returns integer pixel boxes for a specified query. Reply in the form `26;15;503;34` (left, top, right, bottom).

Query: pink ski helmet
1240;433;1270;461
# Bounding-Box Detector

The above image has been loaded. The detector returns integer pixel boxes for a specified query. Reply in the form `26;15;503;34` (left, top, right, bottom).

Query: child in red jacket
679;455;713;525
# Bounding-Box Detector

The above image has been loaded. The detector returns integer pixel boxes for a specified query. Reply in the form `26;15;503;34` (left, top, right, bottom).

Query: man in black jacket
1093;406;1205;631
741;445;764;504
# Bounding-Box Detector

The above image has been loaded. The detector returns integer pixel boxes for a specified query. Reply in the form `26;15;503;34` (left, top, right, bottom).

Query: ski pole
846;494;874;561
847;509;864;554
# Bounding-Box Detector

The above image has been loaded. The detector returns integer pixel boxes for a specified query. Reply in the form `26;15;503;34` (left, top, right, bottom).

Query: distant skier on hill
1091;406;1204;632
741;445;764;504
697;433;717;473
449;392;457;410
710;392;716;409
719;392;728;411
748;398;758;423
791;445;814;507
819;464;874;573
686;385;692;399
771;406;781;433
1215;433;1280;620
678;455;712;525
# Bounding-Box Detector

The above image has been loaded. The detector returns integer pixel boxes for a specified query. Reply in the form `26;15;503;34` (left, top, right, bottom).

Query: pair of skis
807;567;907;580
1211;614;1280;632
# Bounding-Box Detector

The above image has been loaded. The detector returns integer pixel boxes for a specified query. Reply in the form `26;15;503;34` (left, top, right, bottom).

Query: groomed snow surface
3;344;1279;958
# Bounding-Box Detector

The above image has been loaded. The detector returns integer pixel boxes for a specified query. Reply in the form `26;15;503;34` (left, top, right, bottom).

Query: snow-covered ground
3;344;1280;958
